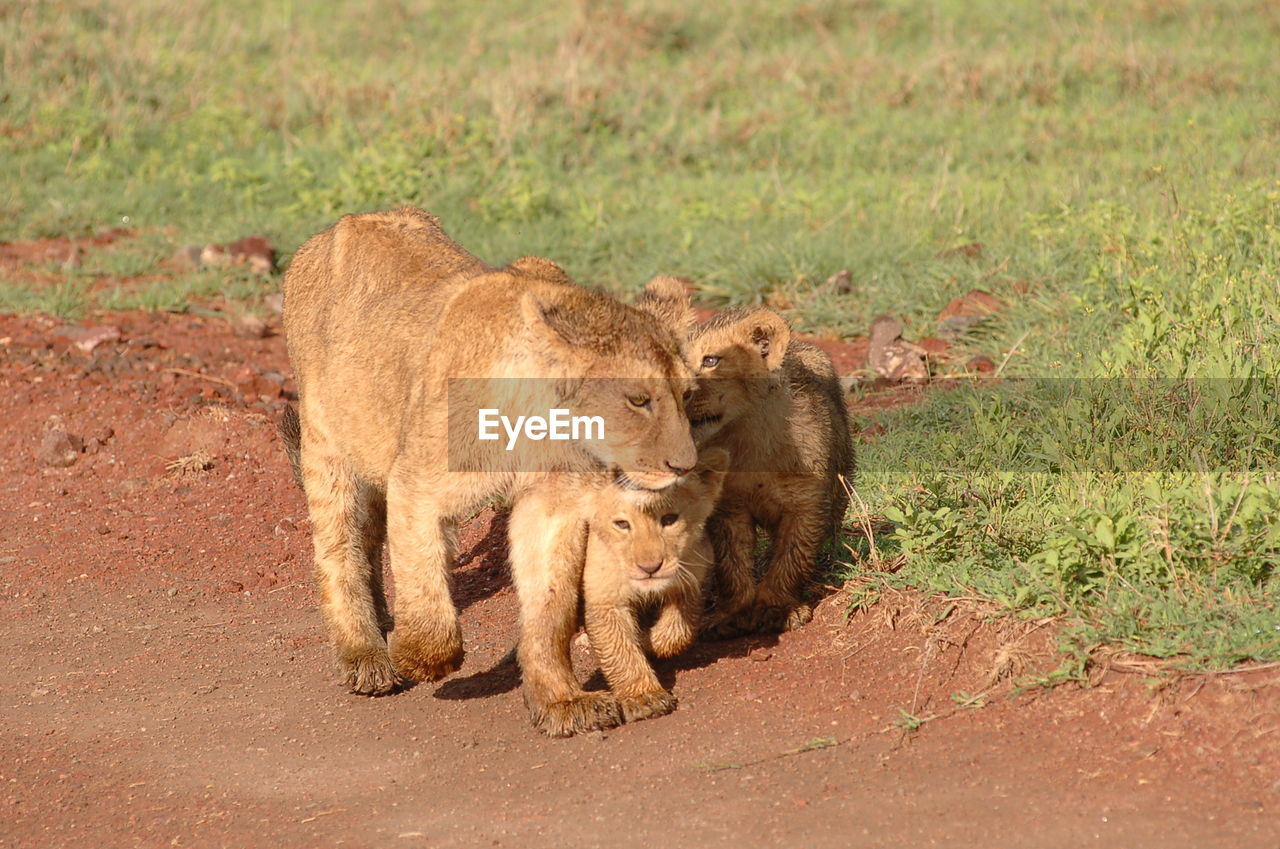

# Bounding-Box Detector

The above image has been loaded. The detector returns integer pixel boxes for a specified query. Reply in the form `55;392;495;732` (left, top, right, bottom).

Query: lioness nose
665;460;692;476
637;559;663;576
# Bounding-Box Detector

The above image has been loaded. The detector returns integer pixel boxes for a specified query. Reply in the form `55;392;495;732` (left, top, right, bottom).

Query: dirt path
2;310;1276;848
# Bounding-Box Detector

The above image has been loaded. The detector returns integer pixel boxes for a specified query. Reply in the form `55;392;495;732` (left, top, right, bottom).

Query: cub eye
627;395;651;409
700;355;721;369
613;519;631;531
659;513;679;527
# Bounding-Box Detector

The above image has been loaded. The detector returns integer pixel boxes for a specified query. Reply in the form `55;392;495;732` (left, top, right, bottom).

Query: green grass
2;0;1278;671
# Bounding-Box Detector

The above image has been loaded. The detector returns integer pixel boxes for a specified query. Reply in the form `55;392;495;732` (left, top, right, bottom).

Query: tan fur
579;448;728;724
282;208;696;736
684;307;855;637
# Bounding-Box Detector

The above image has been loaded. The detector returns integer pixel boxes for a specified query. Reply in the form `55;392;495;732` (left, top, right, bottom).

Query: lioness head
589;448;729;592
519;278;698;490
684;307;791;442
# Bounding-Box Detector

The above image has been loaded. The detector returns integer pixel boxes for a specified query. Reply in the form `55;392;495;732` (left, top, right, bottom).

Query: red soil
1;307;1275;848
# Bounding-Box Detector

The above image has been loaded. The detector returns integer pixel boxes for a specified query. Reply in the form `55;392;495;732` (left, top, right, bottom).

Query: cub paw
756;602;813;634
339;648;403;696
618;689;677;724
390;624;465;683
648;621;695;658
528;691;622;738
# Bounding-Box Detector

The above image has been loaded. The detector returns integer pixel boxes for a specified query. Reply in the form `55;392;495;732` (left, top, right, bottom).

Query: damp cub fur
282;208;696;737
579;448;728;724
684;307;854;637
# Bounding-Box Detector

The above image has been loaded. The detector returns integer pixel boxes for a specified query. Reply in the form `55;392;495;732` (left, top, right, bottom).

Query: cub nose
665;460;692;476
636;559;663;576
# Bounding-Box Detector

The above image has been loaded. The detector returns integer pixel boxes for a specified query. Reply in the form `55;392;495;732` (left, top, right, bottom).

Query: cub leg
385;471;465;683
702;508;759;639
300;438;399;695
584;582;676;724
754;506;828;633
648;540;712;657
509;489;621;737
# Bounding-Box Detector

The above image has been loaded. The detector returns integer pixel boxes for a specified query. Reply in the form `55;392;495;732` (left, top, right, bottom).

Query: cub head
590;448;729;593
519;278;697;490
684;306;791;442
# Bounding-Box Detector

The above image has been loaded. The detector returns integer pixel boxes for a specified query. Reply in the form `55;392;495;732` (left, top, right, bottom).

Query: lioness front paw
389;623;465;683
618;689;677;724
528;691;622;738
339;647;403;696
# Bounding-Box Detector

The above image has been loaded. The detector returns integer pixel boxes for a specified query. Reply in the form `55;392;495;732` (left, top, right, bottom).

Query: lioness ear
508;255;572;286
735;308;790;372
520;290;584;372
695;447;730;501
635;275;693;332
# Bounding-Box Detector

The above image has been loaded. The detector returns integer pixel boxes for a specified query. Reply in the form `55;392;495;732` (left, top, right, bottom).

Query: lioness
282;207;696;736
579;447;728;724
684;306;854;636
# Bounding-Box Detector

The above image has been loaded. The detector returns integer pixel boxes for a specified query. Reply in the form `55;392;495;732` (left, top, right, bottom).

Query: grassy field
3;0;1278;673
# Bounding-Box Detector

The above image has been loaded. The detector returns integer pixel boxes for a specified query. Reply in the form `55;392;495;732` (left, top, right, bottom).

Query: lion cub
580;448;729;724
684;307;854;637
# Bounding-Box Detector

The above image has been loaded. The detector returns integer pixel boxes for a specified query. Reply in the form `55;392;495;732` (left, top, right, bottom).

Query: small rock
227;236;275;274
51;324;122;354
263;292;284;315
868;315;928;382
936;241;984;261
916;336;950;355
823;270;854;295
172;245;204;271
220;580;245;594
231;314;269;339
968;355;998;374
202;236;275;275
166;587;178;598
938;289;1007;336
37;415;83;467
200;243;231;268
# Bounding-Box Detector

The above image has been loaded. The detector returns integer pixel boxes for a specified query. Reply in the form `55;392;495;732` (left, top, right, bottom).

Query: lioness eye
660;513;679;527
682;388;693;403
701;355;721;369
627;395;651;409
613;519;631;531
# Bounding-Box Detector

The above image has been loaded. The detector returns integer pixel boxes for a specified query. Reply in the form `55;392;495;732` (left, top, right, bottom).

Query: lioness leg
754;507;827;633
585;599;676;724
509;490;621;737
301;440;399;695
385;473;465;683
702;509;758;639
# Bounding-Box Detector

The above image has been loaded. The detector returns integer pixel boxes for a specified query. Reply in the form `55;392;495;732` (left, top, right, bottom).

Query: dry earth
1;304;1277;849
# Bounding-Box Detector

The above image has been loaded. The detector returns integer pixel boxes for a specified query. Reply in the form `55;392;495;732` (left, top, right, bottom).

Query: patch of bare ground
0;309;1275;848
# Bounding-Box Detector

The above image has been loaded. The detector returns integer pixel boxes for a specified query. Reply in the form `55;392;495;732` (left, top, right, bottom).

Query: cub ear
695;447;730;501
734;308;790;372
634;275;694;332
